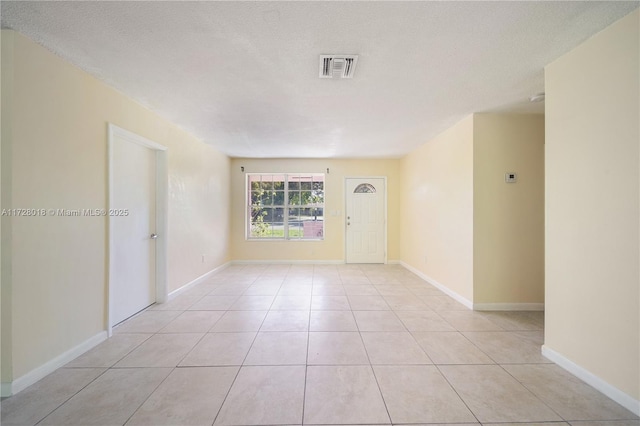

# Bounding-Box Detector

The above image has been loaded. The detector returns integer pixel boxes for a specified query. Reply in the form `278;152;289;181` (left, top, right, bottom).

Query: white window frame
245;173;325;241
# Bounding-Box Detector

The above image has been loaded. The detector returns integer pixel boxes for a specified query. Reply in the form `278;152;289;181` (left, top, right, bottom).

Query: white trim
399;261;473;309
1;382;13;398
542;345;640;416
474;303;545;311
107;124;168;337
168;262;231;299
244;173;248;240
244;172;326;242
2;331;107;397
231;259;344;265
230;260;403;266
344;176;388;264
155;147;168;304
400;262;544;312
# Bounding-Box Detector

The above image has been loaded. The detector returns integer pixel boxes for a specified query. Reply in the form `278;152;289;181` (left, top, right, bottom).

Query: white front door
345;178;386;263
110;131;158;326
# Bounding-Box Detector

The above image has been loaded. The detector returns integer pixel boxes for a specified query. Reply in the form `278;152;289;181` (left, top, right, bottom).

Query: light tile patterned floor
2;264;638;426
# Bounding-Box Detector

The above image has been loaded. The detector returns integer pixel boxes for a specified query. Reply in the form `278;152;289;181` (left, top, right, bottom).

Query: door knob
150;233;158;239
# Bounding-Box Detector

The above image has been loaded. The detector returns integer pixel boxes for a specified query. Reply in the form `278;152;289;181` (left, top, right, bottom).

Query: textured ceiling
2;1;638;158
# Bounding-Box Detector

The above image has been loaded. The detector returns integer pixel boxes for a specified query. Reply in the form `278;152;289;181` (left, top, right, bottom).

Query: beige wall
545;9;639;401
230;158;400;262
399;116;475;301
399;113;545;307
473;114;545;305
167;135;230;289
1;30;231;381
1;30;15;384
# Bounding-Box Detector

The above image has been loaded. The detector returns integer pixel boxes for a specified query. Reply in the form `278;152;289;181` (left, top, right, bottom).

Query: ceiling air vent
319;55;359;79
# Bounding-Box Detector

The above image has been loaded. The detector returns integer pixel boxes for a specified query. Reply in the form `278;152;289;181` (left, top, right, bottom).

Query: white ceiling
2;1;638;158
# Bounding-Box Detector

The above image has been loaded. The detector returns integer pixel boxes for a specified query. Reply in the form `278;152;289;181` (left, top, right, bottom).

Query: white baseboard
230;260;402;266
474;303;545;311
231;259;345;265
399;262;544;312
168;261;231;300
399;261;473;310
542;345;640;416
1;382;12;397
2;331;108;397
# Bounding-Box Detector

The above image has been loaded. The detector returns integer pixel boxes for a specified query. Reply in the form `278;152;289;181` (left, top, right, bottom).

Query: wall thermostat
505;172;517;183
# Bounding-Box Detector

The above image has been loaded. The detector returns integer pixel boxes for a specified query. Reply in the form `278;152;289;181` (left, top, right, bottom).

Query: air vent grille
319;55;358;79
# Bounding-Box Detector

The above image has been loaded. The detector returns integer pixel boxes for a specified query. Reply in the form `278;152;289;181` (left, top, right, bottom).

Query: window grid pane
248;173;324;240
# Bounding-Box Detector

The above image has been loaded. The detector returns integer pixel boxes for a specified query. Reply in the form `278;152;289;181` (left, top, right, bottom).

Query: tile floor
2;264;638;426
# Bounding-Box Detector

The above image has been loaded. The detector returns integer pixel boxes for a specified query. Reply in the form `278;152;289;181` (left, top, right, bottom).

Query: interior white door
345;178;386;263
111;135;157;326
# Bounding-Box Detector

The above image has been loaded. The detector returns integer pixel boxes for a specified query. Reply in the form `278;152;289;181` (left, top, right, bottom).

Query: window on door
247;173;324;240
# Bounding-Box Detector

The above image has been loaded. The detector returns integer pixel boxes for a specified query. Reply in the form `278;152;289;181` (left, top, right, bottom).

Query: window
247;173;324;240
354;183;376;193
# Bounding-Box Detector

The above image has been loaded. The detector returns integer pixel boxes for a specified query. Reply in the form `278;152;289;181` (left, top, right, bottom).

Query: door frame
344;176;388;264
107;123;168;336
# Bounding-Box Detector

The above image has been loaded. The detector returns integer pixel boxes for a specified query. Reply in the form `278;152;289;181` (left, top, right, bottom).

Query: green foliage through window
247;174;324;240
